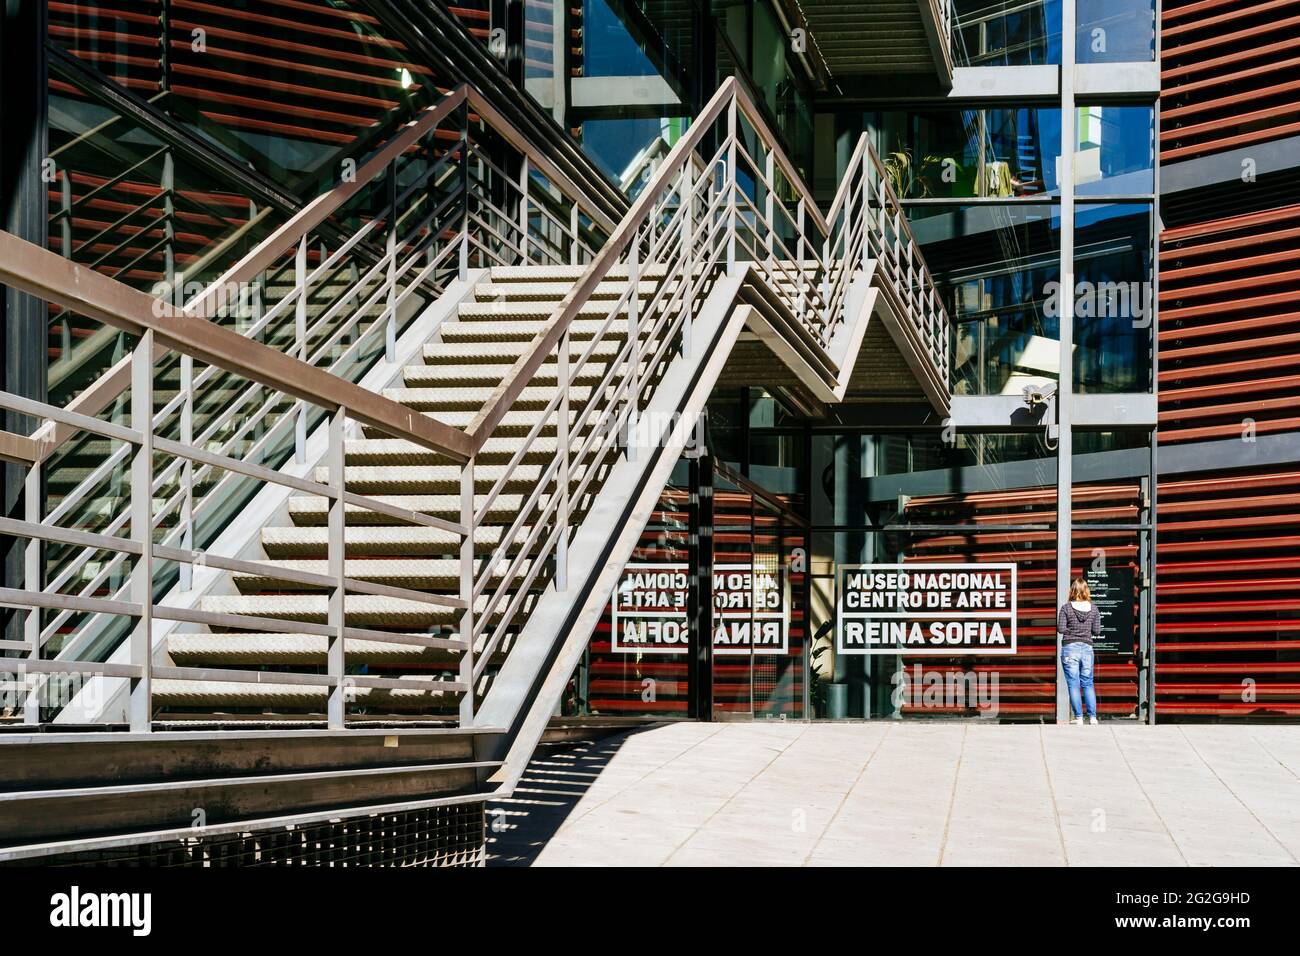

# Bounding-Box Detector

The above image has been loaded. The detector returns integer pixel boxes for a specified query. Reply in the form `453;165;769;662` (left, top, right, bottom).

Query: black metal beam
1;0;47;644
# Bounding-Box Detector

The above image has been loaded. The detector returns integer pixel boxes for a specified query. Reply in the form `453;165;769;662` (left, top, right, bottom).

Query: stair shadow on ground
485;727;650;867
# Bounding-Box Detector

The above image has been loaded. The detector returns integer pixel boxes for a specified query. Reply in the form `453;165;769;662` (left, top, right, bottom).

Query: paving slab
488;723;1300;867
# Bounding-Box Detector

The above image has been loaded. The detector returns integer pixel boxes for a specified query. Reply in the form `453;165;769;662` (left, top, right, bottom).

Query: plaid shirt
1058;602;1101;646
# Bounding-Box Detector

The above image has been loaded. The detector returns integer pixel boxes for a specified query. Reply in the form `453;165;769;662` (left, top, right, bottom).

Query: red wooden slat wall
1158;0;1300;717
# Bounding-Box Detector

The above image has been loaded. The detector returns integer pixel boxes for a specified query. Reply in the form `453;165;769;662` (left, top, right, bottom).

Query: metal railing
0;77;948;737
458;76;950;708
0;82;613;731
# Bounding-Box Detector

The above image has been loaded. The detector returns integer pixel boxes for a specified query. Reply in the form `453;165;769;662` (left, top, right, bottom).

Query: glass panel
572;465;694;718
49;0;441;198
952;0;1063;66
1078;0;1155;63
712;476;807;719
910;203;1061;396
809;530;1055;719
713;476;756;717
1074;106;1154;197
46;71;282;407
813;431;1059;530
572;0;696;184
862;108;1063;200
1074;203;1154;393
1071;430;1151;524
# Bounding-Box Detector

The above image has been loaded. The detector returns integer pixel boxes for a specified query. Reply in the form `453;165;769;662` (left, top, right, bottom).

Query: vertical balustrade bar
876;176;887;277
626;237;641;463
458;121;470;281
179;353;194;590
458;458;476;724
681;162;694;357
764;150;775;267
726;98;738;275
570;203;580;266
385;161;398;364
795;201;806;322
326;407;346;730
518;156;530;263
294;235;308;464
844;157;855;281
58;172;72;355
556;328;570;591
22;460;41;723
129;330;155;733
860;150;872;275
820;230;832;330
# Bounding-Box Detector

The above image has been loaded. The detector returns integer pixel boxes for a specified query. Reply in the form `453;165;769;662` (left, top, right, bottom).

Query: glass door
711;463;808;719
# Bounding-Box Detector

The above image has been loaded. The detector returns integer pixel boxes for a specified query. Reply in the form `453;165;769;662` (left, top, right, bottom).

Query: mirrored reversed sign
610;561;789;655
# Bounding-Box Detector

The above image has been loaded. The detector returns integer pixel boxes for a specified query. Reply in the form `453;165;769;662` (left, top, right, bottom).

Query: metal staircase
0;76;950;861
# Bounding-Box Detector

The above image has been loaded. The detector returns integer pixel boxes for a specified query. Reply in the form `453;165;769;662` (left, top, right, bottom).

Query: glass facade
564;398;1155;722
553;0;1161;724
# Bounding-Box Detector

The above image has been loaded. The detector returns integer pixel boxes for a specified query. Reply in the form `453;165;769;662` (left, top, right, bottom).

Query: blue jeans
1060;642;1096;719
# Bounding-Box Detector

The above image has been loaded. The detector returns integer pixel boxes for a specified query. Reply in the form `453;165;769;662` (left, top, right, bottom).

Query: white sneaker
1088;717;1100;725
1069;717;1083;725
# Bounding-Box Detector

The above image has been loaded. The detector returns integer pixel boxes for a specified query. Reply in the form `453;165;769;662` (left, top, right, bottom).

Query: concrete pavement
487;722;1300;866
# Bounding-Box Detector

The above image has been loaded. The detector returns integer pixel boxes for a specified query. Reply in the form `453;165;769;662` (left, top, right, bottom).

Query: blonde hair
1068;577;1091;602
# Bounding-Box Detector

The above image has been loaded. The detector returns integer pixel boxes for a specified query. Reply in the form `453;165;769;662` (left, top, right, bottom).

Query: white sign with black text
837;563;1017;655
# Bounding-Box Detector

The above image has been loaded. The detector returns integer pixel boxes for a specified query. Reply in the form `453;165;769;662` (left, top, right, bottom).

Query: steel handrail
464;76;830;448
0;232;473;460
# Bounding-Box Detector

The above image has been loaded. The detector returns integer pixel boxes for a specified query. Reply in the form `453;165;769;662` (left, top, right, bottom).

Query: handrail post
860;148;872;274
179;352;194;590
385;160;398;364
326;407;347;730
294;235;308;464
458;122;470;282
58;171;73;356
726;96;738;275
518;155;530;264
459;457;476;724
820;232;832;331
556;328;570;591
129;330;154;733
569;203;580;266
764;149;775;268
681;161;694;358
876;174;888;273
23;459;41;724
795;201;807;320
626;237;641;463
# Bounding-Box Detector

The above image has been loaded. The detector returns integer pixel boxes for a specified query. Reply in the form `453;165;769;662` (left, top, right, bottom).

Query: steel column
129;330;154;732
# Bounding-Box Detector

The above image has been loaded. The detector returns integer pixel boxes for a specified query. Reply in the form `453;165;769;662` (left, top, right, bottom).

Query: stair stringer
740;265;880;404
476;265;849;789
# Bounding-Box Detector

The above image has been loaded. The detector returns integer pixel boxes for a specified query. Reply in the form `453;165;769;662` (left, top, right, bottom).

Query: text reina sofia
839;567;1015;652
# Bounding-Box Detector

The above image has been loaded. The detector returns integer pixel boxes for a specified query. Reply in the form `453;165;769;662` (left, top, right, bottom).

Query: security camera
1022;382;1058;407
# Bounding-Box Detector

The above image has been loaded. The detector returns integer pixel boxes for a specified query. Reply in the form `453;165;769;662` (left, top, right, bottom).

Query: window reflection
911;204;1062;396
1073;106;1154;196
953;0;1063;66
1078;0;1156;63
861;108;1064;200
1074;204;1154;393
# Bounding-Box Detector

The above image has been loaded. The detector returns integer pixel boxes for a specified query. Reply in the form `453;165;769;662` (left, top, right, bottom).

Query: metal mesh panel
8;803;485;868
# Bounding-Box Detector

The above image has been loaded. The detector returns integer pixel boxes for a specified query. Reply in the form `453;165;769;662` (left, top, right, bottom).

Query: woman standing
1059;577;1102;725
